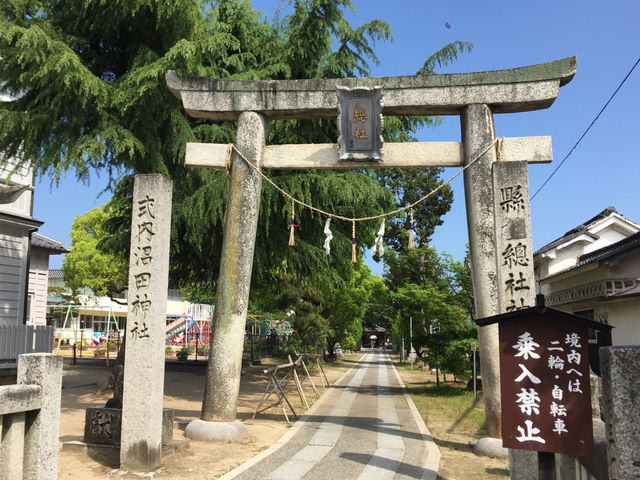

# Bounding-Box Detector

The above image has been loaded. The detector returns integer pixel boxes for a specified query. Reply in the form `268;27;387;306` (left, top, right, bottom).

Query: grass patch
404;377;487;435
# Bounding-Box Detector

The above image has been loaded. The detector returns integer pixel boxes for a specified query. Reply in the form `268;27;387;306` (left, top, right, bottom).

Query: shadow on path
340;452;435;480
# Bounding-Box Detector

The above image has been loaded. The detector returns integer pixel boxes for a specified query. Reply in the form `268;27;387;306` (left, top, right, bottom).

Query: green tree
362;270;392;332
273;275;329;353
322;262;380;355
1;0;472;296
62;207;127;300
441;248;475;320
384;244;449;291
384;243;476;380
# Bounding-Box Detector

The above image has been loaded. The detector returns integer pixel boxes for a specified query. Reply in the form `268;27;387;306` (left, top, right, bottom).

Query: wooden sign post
476;295;612;480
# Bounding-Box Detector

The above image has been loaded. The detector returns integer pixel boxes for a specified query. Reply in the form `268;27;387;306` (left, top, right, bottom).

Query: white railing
0;353;63;479
0;325;54;367
545;278;640;306
190;303;213;322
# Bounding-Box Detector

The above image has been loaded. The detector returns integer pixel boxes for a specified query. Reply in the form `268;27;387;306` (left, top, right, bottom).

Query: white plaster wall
0;158;33;218
607;299;640;345
548;247;582;274
546;239;594;275
539;264;601;296
583;229;627;254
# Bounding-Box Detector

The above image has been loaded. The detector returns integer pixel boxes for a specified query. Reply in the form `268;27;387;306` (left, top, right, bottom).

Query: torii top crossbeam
166;57;576;120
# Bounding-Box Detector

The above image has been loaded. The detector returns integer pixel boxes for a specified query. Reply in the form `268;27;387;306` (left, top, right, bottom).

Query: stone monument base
84;407;175;446
185;418;246;441
474;436;508;458
63;439;186;469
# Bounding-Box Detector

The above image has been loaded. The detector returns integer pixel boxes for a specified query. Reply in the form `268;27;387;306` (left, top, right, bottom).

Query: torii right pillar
463;103;539;435
462;101;566;477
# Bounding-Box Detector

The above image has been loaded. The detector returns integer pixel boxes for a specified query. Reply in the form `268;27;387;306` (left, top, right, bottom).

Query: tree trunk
326;337;336;358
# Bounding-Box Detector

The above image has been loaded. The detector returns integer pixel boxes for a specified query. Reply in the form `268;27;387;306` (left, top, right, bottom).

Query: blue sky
35;1;640;273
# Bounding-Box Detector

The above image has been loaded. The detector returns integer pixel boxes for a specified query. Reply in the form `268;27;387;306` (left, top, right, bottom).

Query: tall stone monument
120;174;173;473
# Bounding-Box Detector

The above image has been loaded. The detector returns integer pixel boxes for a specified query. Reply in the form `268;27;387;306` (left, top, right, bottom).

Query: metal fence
0;325;54;367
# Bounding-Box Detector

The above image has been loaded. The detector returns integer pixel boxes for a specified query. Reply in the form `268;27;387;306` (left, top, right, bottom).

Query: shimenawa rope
226;137;502;258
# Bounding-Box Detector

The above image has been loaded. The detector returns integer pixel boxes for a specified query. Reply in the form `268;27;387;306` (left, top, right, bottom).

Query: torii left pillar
186;111;266;440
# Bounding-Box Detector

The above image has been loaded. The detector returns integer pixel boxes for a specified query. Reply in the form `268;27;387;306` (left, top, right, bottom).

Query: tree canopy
62;206;127;299
1;0;474;295
383;244;475;378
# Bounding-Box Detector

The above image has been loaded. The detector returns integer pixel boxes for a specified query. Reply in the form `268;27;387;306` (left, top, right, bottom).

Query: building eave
539;232;640;281
0;211;43;229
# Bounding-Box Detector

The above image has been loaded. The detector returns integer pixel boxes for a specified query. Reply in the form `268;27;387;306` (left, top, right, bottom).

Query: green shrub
176;347;190;361
165;346;174;355
196;346;208;356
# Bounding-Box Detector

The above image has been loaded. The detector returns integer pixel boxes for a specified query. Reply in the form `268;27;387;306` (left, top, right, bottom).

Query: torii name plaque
337;86;383;161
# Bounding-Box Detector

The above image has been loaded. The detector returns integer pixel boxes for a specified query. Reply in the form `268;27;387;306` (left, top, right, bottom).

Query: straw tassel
351;220;357;263
408;209;415;249
288;199;298;246
289;221;296;246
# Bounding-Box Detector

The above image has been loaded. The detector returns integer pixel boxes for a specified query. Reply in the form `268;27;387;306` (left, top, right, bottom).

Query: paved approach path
223;350;440;480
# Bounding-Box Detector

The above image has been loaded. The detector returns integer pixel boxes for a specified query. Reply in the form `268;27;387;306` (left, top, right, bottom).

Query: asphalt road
225;350;439;480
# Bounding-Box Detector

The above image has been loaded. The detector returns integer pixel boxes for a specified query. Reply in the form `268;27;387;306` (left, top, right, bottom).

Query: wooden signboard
500;315;592;456
337;86;383;161
476;302;612;458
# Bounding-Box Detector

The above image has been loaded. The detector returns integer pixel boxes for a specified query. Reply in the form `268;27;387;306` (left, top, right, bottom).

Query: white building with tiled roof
534;207;640;345
1;151;68;326
0;157;42;325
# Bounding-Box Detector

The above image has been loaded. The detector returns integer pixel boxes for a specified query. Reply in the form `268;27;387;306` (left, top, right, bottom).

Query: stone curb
389;358;441;480
217;353;366;480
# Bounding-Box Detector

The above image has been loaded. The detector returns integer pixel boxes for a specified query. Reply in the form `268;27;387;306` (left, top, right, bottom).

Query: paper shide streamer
323;218;333;255
230;138;499;258
372;219;385;257
351;221;357;263
228;138;501;261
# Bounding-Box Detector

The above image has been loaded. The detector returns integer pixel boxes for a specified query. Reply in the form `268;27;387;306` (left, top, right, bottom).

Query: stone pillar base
185;419;246;441
473;436;508;458
84;407;174;446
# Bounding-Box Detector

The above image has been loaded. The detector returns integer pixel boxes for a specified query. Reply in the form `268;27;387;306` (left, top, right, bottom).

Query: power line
530;55;640;201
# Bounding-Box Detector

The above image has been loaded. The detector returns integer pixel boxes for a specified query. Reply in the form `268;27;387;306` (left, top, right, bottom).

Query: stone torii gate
118;57;576;473
166;56;576;437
